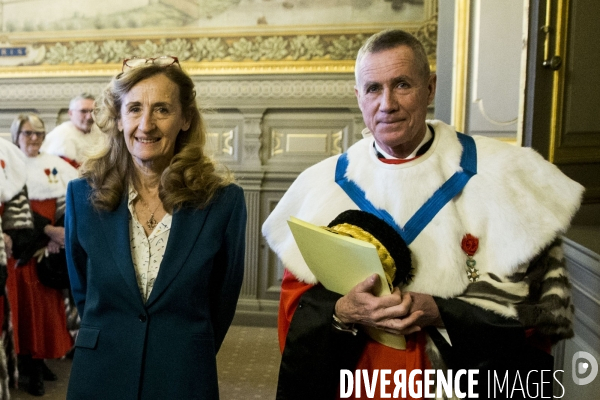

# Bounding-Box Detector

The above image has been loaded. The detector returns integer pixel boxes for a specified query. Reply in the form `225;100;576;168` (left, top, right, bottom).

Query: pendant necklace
139;198;161;231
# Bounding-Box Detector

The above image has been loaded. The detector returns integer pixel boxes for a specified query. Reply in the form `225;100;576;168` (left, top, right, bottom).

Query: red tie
377;156;419;164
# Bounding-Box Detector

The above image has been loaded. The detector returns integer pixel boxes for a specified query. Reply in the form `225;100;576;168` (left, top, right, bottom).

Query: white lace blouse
127;188;172;302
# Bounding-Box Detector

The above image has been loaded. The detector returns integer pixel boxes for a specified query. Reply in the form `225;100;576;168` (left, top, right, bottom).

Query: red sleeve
278;269;314;353
60;155;80;169
525;328;552;354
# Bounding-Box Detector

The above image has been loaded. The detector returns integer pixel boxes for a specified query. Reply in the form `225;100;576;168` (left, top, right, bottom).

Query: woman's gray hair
69;93;96;110
10;113;45;144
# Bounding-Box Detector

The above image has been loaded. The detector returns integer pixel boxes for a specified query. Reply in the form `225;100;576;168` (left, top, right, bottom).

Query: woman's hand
44;225;65;247
3;233;13;258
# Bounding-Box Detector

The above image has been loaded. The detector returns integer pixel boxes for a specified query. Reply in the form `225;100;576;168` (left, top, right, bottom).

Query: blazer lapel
145;204;211;307
99;198;143;306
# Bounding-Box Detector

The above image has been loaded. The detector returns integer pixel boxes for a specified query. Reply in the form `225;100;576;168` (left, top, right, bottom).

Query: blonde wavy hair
81;64;232;212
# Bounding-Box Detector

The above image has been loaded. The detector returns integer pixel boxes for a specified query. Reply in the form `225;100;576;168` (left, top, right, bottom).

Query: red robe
279;269;431;400
6;198;73;358
0;203;5;328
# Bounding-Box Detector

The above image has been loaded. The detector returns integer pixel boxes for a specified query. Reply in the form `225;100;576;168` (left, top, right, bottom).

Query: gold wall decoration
270;129;344;159
451;0;469;133
206;129;235;157
0;0;437;77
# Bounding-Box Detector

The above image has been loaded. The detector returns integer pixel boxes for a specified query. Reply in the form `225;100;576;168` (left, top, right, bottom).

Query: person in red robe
8;113;77;396
1;139;34;398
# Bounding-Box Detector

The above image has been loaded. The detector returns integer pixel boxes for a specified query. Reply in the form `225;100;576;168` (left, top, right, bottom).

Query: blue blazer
65;178;246;400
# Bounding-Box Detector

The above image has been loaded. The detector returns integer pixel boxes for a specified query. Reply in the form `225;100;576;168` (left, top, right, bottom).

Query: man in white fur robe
41;93;101;169
262;30;584;399
1;139;34;398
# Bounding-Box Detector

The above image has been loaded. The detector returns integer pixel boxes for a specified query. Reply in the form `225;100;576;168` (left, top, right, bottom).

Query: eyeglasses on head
121;56;180;72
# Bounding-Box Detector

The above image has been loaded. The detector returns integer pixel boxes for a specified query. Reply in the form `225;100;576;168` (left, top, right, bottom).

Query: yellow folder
287;216;406;350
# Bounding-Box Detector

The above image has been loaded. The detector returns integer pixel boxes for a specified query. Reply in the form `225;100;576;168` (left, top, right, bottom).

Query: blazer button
138;314;147;322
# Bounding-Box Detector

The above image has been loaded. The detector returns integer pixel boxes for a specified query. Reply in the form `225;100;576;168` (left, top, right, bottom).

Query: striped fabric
1;188;33;267
55;195;67;222
1;188;34;399
1;188;33;231
456;238;573;342
423;239;572;400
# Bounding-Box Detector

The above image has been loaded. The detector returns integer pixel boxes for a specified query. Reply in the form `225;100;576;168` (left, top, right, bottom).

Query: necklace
139;198;161;231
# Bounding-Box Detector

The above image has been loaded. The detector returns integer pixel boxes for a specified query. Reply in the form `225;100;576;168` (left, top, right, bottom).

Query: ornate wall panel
262;110;354;167
204;109;243;163
456;0;524;143
0;75;359;134
260;192;287;302
559;235;600;398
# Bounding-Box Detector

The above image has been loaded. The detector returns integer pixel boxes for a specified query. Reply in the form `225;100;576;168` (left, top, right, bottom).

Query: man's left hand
405;292;443;328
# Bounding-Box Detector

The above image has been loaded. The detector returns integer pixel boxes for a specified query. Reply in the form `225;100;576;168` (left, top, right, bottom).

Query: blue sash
334;132;477;245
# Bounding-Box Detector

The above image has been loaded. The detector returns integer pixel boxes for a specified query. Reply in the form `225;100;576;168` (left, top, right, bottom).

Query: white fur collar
41;121;104;163
0;140;28;203
24;152;79;200
262;120;584;298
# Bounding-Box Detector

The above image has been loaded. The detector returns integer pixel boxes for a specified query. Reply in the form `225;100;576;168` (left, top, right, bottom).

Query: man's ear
354;86;362;112
427;73;437;105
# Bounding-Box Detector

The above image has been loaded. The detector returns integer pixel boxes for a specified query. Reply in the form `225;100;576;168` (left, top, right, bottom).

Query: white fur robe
41;121;104;165
23;152;78;202
0;140;27;204
262;120;584;298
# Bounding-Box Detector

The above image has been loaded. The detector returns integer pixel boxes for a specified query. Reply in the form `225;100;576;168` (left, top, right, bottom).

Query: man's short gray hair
69;93;96;110
355;29;430;83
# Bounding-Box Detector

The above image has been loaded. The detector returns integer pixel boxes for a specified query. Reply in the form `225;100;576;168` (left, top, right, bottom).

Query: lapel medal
44;168;52;183
461;234;480;282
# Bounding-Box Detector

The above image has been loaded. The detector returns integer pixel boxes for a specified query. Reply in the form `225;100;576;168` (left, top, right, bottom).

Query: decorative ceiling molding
0;2;438;77
0;78;357;102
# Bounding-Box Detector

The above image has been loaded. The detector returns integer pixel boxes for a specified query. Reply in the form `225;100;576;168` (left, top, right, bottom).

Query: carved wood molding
0;78;357;104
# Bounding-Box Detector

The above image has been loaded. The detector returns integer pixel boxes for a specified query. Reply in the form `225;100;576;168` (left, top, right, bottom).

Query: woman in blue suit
65;57;247;399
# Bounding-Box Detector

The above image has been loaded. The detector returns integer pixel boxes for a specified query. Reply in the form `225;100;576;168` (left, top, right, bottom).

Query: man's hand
47;240;62;254
334;274;423;335
407;292;443;328
44;225;65;247
3;233;13;259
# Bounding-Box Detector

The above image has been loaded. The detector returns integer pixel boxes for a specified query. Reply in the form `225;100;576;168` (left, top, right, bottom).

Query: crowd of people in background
0;93;96;397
